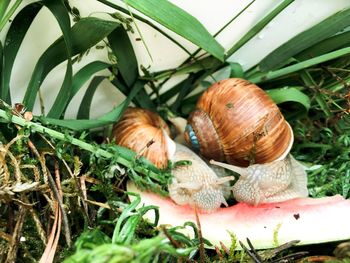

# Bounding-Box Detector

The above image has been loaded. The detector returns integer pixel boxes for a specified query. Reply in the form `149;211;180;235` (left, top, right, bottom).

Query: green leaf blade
77;76;105;119
23;17;120;111
1;2;43;103
125;0;224;61
226;0;294;58
266;87;310;118
71;61;111;100
259;8;350;71
40;80;144;130
108;26;138;87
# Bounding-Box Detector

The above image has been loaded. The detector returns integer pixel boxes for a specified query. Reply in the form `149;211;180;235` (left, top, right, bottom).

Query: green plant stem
0;109;161;180
248;46;350;83
97;0;191;56
225;0;294;58
0;0;22;32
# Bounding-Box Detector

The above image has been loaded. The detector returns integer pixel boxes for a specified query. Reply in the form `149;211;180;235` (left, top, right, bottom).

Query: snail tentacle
209;160;247;177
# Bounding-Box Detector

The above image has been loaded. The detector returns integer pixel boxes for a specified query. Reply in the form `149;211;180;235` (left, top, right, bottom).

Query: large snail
184;78;293;167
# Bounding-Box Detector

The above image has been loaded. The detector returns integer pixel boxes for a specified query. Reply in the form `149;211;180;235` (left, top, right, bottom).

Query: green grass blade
296;30;350;61
0;0;10;22
124;0;224;61
300;71;332;117
23;18;120;111
248;46;350;84
226;0;294;58
158;78;188;104
70;61;111;101
131;88;156;111
47;61;73;118
108;26;138;87
110;75;155;110
267;87;310;110
77;76;105;119
43;0;73;118
150;56;221;81
0;42;2;96
40;80;144;130
170;75;194;112
259;8;350;71
0;0;22;32
1;2;43;104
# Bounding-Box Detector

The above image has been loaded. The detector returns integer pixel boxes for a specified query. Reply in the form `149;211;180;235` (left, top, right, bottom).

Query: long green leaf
23;17;120;111
150;56;221;81
249;46;350;84
70;61;111;100
40;80;144;130
259;8;350;71
0;42;3;93
43;0;73;118
170;76;194;112
77;76;105;119
1;2;43;103
296;31;350;61
226;0;294;58
0;0;10;22
108;26;138;87
0;0;22;32
124;0;224;61
266;87;310;114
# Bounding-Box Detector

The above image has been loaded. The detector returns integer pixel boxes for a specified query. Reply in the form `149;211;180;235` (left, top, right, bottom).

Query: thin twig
39;134;92;227
5;205;26;263
194;207;206;263
239;240;263;263
54;161;72;247
161;226;181;248
22;195;47;245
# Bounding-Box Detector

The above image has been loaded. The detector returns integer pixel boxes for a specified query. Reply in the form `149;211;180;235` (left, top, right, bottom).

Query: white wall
2;0;350;118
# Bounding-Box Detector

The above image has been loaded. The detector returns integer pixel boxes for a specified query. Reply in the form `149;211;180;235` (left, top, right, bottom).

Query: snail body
112;107;173;169
168;143;234;212
210;154;308;205
185;78;293;167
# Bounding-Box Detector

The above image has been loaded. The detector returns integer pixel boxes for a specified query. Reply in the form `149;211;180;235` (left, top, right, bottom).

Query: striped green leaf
259;8;350;71
125;0;224;61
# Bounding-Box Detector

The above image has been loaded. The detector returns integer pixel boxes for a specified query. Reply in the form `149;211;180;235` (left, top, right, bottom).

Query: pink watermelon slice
127;182;350;249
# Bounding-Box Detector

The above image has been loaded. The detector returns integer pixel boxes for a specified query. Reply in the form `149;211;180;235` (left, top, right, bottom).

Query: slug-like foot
210;154;308;205
168;144;234;212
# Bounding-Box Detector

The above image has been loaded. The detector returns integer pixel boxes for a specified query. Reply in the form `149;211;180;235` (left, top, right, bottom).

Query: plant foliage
0;0;350;262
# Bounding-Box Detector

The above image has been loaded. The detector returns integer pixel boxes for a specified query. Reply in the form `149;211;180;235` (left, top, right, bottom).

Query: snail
113;108;235;211
184;78;293;167
210;155;308;205
168;143;234;212
182;78;308;206
112;107;174;169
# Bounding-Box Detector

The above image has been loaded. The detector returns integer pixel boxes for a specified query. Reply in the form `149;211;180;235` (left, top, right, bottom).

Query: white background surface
1;0;350;118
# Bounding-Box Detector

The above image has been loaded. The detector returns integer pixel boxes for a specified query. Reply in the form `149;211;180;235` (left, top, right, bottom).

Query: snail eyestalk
210;160;247;177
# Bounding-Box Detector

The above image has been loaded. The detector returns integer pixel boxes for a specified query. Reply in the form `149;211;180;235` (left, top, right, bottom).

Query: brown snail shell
112;107;172;169
185;78;293;167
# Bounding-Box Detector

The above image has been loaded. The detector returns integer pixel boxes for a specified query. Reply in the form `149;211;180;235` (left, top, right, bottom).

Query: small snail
210;155;308;205
168;143;234;212
112;107;174;169
184;78;293;167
